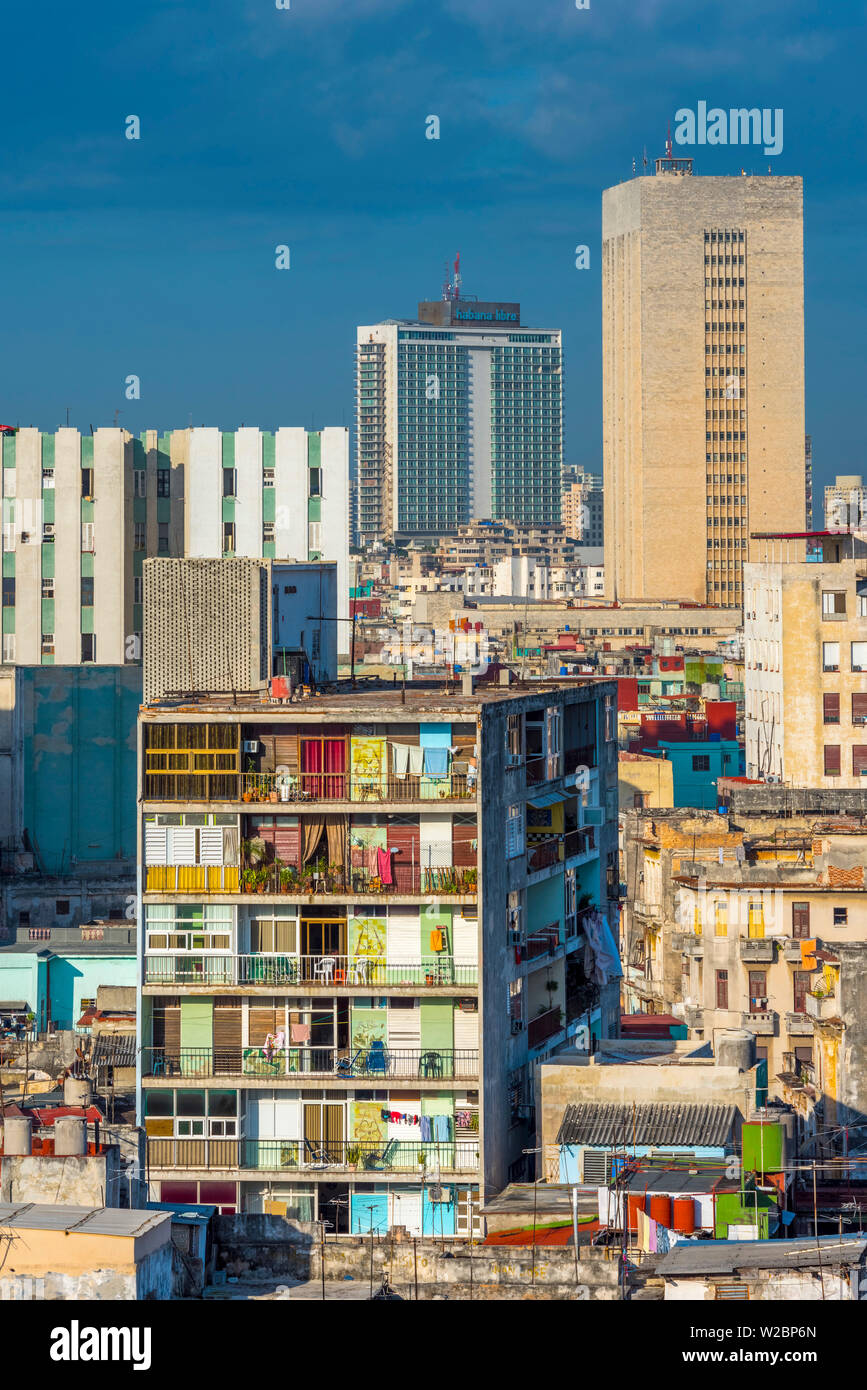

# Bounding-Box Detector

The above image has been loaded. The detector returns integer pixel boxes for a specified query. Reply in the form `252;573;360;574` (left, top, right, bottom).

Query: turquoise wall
527;873;564;934
0;951;134;1028
20;666;141;873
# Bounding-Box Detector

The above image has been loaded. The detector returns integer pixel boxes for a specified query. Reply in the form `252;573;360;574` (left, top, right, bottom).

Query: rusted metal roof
556;1102;738;1149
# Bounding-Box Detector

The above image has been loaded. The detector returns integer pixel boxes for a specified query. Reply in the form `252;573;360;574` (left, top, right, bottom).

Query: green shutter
221;433;235;467
41;546;55;579
41;600;54;631
307;433;321;468
80;552;94;579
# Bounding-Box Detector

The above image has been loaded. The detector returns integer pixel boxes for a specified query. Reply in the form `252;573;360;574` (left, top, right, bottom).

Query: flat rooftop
141;676;611;717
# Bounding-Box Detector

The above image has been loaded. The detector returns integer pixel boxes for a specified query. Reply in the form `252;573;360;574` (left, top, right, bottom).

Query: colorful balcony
143;954;478;989
141;1045;478;1081
146;1137;480;1174
238;770;475;805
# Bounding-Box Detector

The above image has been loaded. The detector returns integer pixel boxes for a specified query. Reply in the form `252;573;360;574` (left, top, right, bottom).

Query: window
1;577;14;607
854;693;867;726
506;713;523;765
692;755;711;771
42;578;54;599
853;746;867;778
263;468;275;488
821;591;846;617
833;907;848;927
134;470;146;497
80;576;94;606
18;910;30;928
42;468;55;489
309;467;322;497
715;969;728;1009
748;971;767;1012
81;467;94;499
42;524;55;544
134;522;146;551
822;641;840;672
823;693;840;724
263;523;274;544
223;522;235;554
714;900;728;937
791;970;811;1015
506;803;525;858
223;469;236;498
308;521;321;554
81;633;95;663
56;899;70;916
2;633;14;662
41;634;54;656
134;576;143;605
158;522;169;553
508;977;524;1027
851;642;867;674
791;902;810;939
824;745;841;776
633;792;647;809
81;521;94;553
157;469;171;497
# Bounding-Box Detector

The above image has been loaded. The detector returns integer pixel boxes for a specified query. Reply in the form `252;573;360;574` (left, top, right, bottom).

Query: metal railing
143;953;478;988
142;1045;478;1080
528;1007;564;1049
145;860;477;897
146;1137;480;1173
239;770;476;803
525;924;562;961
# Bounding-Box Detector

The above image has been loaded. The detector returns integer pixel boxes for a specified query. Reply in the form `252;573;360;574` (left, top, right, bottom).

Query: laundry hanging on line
423;747;449;780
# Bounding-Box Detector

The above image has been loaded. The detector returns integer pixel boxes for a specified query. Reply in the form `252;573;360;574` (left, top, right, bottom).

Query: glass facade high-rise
356;299;562;543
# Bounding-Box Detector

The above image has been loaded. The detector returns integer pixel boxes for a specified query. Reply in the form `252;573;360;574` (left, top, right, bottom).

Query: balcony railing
525;924;562;961
146;855;477;898
528;1007;564;1049
143;953;478;988
142;1044;478;1080
205;769;475;805
146;1137;480;1173
145;866;240;893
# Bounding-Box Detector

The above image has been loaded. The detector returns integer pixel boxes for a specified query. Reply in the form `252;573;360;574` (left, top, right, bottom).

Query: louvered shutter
200;827;224;866
145;826;168;866
169;827;197;864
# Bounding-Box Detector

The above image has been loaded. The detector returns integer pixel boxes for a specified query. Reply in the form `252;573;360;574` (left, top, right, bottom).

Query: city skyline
0;0;863;506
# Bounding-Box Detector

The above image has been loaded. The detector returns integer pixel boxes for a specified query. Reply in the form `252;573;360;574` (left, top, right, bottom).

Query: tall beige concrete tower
602;156;805;606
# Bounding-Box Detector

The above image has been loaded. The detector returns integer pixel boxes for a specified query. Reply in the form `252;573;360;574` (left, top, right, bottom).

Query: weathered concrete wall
212;1215;621;1298
0;1150;119;1206
0;1269;138;1300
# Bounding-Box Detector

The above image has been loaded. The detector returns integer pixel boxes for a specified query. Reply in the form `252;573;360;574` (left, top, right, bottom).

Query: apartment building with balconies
136;677;620;1232
621;802;867;1140
744;530;867;785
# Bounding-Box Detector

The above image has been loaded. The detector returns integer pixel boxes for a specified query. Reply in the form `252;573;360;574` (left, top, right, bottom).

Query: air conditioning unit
508;928;523;946
242;740;260;755
20;532;28;543
511;1018;524;1034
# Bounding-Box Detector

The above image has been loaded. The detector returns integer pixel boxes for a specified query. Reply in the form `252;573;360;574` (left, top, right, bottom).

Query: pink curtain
324;739;346;797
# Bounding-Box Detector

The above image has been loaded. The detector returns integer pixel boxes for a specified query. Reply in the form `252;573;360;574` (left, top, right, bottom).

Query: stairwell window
81;468;94;499
223;522;235;555
81;634;96;663
157;469;171;497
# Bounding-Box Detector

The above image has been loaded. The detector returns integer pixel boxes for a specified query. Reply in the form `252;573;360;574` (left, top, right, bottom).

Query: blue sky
1;0;864;501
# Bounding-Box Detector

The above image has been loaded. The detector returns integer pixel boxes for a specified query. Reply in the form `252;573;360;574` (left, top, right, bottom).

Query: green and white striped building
0;427;349;666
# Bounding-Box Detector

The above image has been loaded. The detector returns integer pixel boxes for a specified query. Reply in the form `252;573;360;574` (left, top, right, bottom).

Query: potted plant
241;867;257;894
279;866;297;893
346;1143;361;1171
425;970;435;986
418;1150;427;1171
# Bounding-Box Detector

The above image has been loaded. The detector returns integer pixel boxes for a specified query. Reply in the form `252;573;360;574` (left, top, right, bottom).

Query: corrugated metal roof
0;1203;170;1238
92;1036;137;1067
557;1102;738;1148
656;1235;867;1277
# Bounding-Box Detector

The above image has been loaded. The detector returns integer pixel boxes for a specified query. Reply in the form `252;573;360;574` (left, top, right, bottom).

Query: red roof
32;1105;102;1125
483;1221;600;1247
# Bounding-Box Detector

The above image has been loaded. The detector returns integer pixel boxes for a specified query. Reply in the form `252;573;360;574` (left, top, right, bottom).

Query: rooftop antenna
453;251;461;300
442;260;451;302
666;122;673;160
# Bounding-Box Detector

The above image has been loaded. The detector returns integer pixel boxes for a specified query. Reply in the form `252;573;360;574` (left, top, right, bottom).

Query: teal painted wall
19;666;141;873
48;954;136;1029
0;956;41;1016
527;873;564;934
